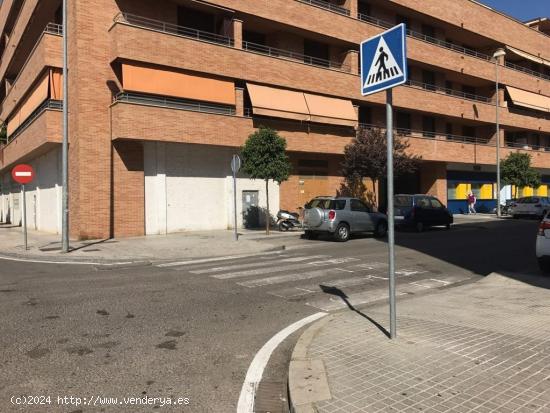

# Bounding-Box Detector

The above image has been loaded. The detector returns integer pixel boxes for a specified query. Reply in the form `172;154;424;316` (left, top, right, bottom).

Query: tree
241;127;292;235
501;152;540;199
341;127;420;207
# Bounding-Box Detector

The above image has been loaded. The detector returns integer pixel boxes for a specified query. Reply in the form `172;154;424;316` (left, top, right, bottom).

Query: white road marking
430;278;451;285
236;312;327;413
213;257;360;280
189;255;327;274
156;250;284;268
238;268;341;288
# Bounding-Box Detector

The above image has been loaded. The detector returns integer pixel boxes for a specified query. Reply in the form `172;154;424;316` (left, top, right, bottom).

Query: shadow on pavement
320;285;390;338
374;219;547;287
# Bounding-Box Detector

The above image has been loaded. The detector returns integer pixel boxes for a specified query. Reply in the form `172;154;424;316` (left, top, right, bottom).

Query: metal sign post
12;164;35;251
231;154;242;241
361;24;407;340
22;185;28;250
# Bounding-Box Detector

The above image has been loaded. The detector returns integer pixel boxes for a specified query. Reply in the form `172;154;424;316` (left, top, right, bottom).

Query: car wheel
538;258;550;274
304;230;318;240
445;223;451;230
374;221;388;238
334;223;350;242
415;221;424;233
513;214;519;219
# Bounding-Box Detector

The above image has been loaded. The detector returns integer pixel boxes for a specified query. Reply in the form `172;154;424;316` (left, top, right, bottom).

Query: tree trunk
265;179;270;235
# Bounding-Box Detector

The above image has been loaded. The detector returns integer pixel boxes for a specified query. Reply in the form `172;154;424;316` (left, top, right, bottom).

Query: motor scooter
276;210;302;231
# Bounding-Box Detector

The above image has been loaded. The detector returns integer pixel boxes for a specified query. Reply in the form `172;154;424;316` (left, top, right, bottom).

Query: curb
288;314;335;413
0;244;289;266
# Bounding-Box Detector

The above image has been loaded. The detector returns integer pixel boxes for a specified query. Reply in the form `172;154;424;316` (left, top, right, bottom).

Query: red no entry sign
12;164;35;185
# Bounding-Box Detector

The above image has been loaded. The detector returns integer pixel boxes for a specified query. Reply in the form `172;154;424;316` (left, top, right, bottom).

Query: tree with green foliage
341;127;420;208
501;152;541;199
241;127;292;235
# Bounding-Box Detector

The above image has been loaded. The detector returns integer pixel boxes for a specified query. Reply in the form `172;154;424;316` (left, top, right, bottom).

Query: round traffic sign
11;164;35;185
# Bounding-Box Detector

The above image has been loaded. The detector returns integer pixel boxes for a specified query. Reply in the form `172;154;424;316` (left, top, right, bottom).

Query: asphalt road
0;218;542;412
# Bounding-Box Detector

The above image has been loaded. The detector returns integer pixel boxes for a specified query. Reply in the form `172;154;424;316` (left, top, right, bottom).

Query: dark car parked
394;194;453;232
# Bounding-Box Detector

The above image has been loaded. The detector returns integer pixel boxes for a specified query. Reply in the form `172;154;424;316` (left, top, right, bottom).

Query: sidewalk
0;224;304;263
289;272;550;413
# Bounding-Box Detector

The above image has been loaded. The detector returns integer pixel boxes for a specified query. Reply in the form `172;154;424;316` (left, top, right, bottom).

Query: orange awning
247;83;357;126
506;86;550;113
122;63;235;105
246;83;310;121
304;93;357;127
7;73;49;136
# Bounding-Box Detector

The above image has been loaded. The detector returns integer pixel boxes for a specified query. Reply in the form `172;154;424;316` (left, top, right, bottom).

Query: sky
476;0;550;22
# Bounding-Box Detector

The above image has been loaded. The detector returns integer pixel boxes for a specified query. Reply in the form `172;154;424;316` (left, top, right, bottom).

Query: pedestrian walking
467;192;477;214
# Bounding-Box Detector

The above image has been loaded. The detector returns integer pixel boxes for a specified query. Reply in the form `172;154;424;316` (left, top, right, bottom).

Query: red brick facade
0;0;548;238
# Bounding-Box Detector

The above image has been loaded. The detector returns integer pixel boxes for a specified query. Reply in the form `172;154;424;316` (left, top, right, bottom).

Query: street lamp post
493;48;506;218
61;0;69;252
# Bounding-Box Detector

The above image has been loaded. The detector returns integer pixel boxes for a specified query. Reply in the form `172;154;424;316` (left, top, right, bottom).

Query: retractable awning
506;86;550;113
303;93;356;127
505;46;550;69
122;63;235;105
247;83;357;126
246;83;310;121
7;73;49;136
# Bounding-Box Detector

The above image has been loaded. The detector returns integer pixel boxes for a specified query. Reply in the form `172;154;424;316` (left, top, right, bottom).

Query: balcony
296;0;350;16
110;14;550;134
0;23;62;121
0;100;62;170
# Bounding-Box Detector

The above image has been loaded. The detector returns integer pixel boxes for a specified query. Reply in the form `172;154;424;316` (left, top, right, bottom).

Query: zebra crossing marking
213;257;361;280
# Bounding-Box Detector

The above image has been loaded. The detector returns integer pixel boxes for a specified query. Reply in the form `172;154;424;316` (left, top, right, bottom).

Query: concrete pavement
289;272;550;413
0;213;504;264
0;224;305;263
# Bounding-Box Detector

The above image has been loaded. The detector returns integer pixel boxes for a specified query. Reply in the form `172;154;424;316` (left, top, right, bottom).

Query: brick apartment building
0;0;549;239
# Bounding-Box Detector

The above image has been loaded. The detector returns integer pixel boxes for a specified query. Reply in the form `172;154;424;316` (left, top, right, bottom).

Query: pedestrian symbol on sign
361;24;407;96
365;37;403;88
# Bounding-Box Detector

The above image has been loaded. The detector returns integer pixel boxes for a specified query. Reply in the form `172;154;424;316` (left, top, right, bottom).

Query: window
462;126;476;139
446;123;453;139
395;196;413;207
358;1;371;16
422;70;436;91
177;6;216;33
421;24;435;38
359;106;372;125
430;198;443;208
243;31;267;52
304;39;330;67
422;116;436;138
396;112;411;134
416;196;431;208
462;85;476;100
350;199;369;212
445;81;453;94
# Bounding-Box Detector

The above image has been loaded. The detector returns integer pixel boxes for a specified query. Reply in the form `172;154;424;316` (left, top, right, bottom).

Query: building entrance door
242;190;260;228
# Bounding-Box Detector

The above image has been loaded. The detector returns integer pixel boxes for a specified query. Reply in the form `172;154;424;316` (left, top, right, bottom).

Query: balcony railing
242;41;351;72
505;61;550;82
114;12;234;47
8;99;62;141
296;0;350;16
44;23;63;36
113;92;236;116
358;123;491;145
505;141;550;152
405;79;492;104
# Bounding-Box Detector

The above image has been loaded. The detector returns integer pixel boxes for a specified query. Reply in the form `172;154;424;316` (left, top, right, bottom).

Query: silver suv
303;197;388;242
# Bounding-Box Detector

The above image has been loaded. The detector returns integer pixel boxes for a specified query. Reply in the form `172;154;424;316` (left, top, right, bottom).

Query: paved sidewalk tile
300;273;550;413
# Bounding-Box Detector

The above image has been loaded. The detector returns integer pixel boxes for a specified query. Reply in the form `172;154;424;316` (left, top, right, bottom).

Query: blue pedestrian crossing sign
361;24;407;96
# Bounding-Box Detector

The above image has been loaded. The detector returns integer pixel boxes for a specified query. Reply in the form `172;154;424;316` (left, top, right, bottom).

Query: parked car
394;194;453;232
510;196;550;219
536;213;550;273
303;197;388;242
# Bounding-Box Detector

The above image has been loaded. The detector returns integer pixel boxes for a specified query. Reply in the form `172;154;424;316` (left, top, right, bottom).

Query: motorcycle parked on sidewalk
277;210;302;232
